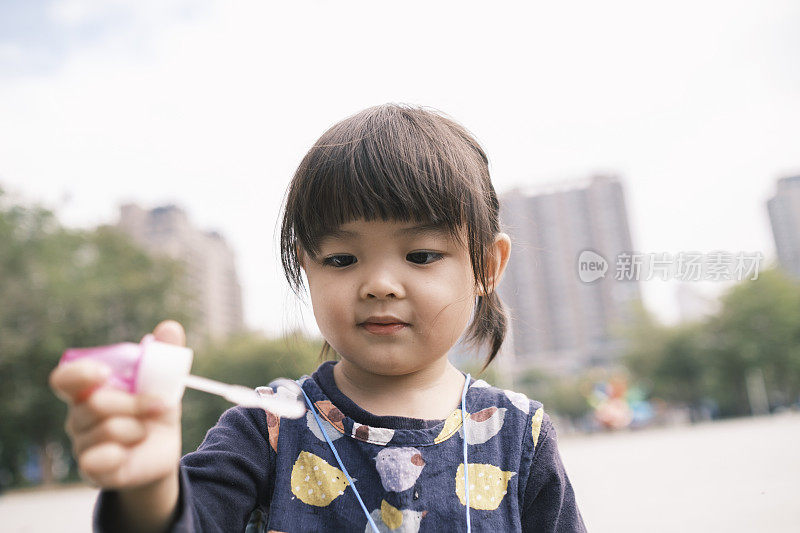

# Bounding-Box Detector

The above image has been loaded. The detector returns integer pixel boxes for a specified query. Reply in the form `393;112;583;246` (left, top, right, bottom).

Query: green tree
622;301;712;419
706;268;800;416
0;188;192;487
621;268;800;419
181;332;321;454
515;368;592;425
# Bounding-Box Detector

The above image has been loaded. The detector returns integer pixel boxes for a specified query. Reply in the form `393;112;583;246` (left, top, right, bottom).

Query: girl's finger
72;416;147;456
68;388;164;434
49;359;112;403
153;320;186;346
78;442;127;486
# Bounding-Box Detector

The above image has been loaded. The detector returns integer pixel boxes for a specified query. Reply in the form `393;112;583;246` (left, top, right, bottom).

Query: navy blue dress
95;361;586;532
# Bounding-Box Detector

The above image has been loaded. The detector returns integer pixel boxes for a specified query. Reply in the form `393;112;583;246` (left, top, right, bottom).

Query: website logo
577;250;608;283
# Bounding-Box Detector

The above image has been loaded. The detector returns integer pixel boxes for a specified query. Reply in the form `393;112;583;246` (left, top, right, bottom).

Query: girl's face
301;219;477;377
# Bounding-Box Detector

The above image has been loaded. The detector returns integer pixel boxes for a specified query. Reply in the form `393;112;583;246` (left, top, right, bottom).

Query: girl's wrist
116;468;181;533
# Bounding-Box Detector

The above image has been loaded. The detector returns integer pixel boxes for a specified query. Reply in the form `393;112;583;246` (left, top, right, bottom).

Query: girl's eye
407;251;443;265
322;254;357;268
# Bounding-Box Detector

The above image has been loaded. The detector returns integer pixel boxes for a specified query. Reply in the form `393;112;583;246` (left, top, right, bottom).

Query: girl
50;104;585;532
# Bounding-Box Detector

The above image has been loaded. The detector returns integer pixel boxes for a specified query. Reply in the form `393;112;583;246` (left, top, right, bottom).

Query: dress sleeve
520;409;586;533
93;406;275;533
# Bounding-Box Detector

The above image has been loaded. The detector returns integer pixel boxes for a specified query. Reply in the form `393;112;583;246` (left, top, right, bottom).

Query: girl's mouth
359;316;409;335
361;322;408;335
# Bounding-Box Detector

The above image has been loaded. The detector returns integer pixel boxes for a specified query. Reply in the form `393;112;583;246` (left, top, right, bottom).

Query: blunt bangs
281;104;499;295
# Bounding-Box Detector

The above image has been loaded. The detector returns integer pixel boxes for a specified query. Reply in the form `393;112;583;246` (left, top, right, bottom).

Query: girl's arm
95;471;180;532
520;413;587;533
49;320;187;533
95;404;275;532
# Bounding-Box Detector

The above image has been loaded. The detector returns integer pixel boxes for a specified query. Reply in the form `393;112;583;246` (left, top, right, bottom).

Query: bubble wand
59;334;306;418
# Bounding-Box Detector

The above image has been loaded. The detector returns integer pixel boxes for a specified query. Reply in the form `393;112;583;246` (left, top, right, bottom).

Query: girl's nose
359;267;406;300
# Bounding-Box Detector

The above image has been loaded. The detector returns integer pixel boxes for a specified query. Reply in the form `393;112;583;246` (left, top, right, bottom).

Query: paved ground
1;412;798;532
559;411;800;532
0;482;96;532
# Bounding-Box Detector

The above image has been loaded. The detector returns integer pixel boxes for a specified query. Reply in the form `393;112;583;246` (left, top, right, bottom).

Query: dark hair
280;104;507;370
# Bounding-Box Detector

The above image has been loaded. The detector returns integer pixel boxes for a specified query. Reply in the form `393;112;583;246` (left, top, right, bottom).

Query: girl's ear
480;233;511;295
297;246;308;271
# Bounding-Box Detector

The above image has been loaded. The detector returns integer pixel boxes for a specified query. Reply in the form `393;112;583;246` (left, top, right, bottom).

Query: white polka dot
478;472;484;477
304;475;310;481
314;466;319;471
470;485;475;490
476;495;482;500
322;493;326;498
318;481;322;485
299;465;304;469
484;485;490;491
308;489;314;495
295;486;299;490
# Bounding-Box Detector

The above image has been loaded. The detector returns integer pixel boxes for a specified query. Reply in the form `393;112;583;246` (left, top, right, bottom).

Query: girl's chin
337;354;446;377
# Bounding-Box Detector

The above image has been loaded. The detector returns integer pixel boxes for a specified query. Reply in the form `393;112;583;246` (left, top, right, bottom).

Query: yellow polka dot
290;451;349;507
434;409;465;444
531;407;544;450
455;463;516;511
381;500;403;530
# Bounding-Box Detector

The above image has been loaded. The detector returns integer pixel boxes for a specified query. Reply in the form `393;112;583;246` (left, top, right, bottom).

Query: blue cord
298;374;472;533
462;373;472;533
299;386;380;533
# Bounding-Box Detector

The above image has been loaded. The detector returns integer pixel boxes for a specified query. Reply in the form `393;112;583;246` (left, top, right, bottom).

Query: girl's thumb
152;320;186;347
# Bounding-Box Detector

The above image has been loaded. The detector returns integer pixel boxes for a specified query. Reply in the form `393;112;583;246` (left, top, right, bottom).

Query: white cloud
47;0;196;27
0;43;23;62
48;0;105;26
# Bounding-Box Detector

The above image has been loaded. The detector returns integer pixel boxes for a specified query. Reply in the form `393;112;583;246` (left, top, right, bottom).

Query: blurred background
1;0;798;531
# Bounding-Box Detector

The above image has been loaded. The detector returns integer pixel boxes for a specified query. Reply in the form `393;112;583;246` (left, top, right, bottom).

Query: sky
1;0;799;336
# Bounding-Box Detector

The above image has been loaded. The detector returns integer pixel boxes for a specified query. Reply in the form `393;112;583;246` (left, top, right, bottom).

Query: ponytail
469;290;508;373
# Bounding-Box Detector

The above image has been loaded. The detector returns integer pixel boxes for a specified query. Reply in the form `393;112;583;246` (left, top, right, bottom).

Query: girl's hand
49;321;185;490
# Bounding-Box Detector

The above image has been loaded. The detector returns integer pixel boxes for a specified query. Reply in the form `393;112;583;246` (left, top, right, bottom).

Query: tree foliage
0;186;328;488
515;368;593;424
181;333;321;455
623;269;800;418
0;188;191;487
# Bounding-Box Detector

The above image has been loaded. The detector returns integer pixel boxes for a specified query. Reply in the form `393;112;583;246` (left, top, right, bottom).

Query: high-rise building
116;204;245;346
498;175;641;373
767;176;800;278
